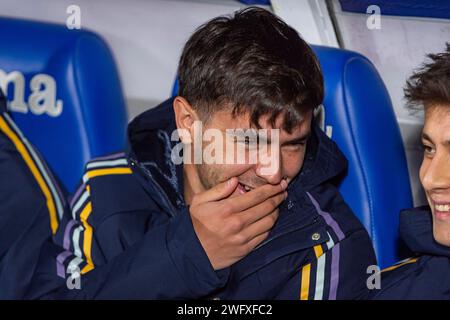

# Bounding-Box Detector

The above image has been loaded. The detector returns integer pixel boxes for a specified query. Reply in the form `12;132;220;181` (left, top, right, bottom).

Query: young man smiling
371;44;450;300
25;7;375;299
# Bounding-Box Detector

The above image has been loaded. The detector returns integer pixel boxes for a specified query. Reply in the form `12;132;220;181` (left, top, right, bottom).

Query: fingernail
280;179;288;190
284;191;288;199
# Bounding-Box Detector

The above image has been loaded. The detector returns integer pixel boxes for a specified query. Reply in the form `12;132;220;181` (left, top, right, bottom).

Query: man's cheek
284;159;303;182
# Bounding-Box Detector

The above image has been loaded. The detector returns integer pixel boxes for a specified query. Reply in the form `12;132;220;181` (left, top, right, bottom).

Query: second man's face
419;104;450;246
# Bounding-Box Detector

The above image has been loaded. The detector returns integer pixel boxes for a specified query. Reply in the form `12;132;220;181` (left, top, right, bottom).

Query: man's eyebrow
258;130;311;145
282;131;311;145
422;132;450;146
422;132;434;143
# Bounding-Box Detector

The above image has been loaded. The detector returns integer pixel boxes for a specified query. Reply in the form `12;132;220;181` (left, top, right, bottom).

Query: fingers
223;180;287;212
239;192;285;226
242;209;279;243
244;231;271;253
194;177;238;203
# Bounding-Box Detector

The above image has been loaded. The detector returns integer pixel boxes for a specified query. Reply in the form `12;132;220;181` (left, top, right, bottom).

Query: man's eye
286;142;306;149
423;144;435;156
235;136;257;146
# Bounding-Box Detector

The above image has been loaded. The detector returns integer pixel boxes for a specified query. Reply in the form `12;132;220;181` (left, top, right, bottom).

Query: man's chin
433;219;450;247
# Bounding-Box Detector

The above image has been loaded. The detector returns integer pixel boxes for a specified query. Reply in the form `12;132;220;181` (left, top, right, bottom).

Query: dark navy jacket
370;208;450;300
0;89;66;299
18;98;375;299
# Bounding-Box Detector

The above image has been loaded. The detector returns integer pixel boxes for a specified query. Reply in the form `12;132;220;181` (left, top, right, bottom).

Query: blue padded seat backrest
312;45;413;268
172;45;413;268
0;17;128;193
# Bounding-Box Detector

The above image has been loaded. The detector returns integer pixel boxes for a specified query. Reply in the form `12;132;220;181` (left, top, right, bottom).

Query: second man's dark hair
404;43;450;111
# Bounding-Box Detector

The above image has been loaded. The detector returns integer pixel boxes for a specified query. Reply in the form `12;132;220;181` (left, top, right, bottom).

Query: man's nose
254;150;283;185
422;153;450;190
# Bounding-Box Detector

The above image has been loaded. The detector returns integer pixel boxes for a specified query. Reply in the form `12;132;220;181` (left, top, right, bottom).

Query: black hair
178;7;323;133
404;43;450;111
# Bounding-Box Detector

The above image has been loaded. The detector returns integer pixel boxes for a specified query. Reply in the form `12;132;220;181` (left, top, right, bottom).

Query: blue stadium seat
172;45;413;268
313;45;413;268
0;17;128;194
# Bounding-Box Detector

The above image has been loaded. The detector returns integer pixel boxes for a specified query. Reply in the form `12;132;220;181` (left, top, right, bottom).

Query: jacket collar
127;97;185;215
127;97;348;214
400;207;450;258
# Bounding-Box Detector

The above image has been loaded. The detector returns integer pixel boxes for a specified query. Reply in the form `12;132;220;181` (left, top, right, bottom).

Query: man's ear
173;96;199;143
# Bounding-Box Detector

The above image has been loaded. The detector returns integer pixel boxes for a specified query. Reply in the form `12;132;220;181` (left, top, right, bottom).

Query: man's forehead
423;105;450;127
422;105;450;142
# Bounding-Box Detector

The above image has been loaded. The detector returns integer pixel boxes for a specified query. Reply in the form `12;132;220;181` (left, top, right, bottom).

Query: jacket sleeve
27;205;230;299
21;150;230;299
0;102;67;299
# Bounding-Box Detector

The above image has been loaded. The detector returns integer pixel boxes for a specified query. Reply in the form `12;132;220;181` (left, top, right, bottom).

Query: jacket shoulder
369;256;428;299
57;153;162;272
70;153;156;226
